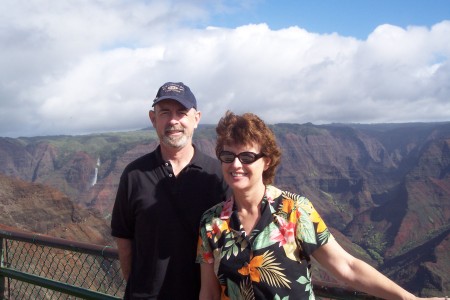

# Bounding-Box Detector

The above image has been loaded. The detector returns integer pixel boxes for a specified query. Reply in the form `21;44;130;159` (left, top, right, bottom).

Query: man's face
149;99;201;149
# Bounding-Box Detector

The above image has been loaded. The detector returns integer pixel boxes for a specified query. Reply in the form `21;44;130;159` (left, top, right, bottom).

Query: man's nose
168;113;180;123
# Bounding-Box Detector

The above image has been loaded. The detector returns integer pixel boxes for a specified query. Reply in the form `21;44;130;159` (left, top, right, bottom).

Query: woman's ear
263;157;271;171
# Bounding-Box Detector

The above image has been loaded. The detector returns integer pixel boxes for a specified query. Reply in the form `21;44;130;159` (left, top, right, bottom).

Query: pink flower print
220;197;234;220
212;221;221;236
270;215;296;246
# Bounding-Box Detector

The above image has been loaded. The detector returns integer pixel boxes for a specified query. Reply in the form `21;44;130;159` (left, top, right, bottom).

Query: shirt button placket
164;162;174;178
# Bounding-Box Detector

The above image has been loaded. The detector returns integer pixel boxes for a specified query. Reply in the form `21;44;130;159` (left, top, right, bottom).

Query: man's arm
115;237;132;280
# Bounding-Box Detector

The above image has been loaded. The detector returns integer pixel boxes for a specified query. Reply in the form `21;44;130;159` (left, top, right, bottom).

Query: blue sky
0;0;449;137
209;0;450;38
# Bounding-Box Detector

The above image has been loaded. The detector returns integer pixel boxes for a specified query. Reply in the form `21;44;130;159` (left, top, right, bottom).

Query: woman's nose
231;156;243;167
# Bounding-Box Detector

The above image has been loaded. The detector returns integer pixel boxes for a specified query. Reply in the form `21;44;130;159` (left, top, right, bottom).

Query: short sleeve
196;210;215;264
295;196;333;256
111;171;133;239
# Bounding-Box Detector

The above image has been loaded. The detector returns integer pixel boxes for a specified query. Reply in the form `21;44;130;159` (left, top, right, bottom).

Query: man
111;82;229;299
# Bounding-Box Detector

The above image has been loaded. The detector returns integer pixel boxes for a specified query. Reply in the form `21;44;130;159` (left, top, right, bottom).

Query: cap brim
152;96;195;109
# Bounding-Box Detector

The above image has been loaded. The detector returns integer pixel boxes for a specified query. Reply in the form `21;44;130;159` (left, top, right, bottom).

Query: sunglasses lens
219;152;235;163
219;151;263;164
238;153;256;164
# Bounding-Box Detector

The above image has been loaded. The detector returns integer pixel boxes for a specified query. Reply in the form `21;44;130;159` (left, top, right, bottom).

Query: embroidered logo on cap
153;82;196;109
162;83;184;94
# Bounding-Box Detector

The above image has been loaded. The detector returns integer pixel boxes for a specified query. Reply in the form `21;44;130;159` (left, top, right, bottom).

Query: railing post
0;236;5;300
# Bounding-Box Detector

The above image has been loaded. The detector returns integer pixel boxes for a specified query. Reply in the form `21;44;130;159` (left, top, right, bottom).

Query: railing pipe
0;236;5;300
313;280;382;299
0;267;119;300
0;228;117;259
0;227;123;299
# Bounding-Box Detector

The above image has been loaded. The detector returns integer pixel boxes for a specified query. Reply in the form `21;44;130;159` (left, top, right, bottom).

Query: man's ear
149;110;156;127
194;110;201;129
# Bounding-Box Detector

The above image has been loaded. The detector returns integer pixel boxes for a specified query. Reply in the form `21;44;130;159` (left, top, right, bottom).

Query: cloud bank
1;0;449;137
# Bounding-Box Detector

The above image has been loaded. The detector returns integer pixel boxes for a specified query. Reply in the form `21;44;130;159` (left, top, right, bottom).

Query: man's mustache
164;126;184;133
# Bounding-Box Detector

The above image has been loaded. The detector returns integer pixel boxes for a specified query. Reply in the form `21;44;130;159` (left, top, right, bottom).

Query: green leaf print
317;229;331;245
225;240;235;248
221;231;248;260
297;276;309;285
227;278;243;300
252;222;278;250
232;244;239;257
298;210;316;244
297;270;315;300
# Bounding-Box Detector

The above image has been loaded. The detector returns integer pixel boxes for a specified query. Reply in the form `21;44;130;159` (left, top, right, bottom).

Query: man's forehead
154;100;193;112
155;99;187;109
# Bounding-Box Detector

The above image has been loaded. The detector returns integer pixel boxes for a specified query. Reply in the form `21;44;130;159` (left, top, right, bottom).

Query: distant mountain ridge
0;122;449;296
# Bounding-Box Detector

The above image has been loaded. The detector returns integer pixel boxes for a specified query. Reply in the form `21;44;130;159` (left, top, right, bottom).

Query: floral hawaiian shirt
196;185;334;300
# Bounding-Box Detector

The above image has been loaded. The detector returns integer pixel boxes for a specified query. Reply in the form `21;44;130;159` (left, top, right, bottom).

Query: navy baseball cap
152;82;197;109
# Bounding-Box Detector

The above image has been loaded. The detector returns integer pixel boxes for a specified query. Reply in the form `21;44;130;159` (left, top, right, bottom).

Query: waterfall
91;157;101;187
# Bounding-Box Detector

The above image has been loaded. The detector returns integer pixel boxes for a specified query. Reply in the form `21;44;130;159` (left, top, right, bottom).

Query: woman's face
220;143;270;193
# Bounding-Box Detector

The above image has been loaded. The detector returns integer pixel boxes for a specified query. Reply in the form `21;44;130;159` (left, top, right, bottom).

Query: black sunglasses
218;151;265;164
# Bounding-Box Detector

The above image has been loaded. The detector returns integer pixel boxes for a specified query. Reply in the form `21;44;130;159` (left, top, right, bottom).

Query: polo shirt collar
188;144;204;169
155;144;203;170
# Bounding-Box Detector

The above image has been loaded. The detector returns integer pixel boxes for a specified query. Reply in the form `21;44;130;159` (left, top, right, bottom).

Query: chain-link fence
0;228;125;299
1;227;384;300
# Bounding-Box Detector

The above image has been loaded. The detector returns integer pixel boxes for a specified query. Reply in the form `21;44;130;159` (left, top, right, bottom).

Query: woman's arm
199;263;221;300
312;239;444;300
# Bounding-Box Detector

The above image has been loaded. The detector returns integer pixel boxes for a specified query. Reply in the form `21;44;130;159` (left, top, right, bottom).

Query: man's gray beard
161;133;190;149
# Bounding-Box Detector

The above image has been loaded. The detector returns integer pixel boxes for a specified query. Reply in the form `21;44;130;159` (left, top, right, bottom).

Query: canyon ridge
0;122;449;297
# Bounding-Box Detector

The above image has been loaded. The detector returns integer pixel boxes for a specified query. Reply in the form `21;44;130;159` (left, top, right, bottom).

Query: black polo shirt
111;145;228;300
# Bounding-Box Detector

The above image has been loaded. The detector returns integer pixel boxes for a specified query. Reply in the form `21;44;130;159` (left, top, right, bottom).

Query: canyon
0;122;448;296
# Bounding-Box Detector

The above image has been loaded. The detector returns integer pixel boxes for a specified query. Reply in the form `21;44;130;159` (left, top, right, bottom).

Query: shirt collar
155;144;203;169
188;144;204;169
220;187;275;220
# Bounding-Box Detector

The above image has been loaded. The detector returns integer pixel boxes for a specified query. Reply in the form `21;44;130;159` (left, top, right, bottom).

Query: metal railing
0;227;125;299
313;281;382;300
0;227;382;300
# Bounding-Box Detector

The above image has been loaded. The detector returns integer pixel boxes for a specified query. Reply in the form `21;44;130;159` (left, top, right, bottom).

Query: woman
196;111;445;300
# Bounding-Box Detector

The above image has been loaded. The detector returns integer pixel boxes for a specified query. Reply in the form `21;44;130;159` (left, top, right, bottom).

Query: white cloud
0;1;449;137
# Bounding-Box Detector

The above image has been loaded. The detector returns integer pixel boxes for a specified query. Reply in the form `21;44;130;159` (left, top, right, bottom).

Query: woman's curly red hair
215;111;282;185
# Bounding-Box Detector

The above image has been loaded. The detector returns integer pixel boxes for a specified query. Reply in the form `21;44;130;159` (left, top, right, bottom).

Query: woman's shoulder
199;197;232;225
267;185;311;204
